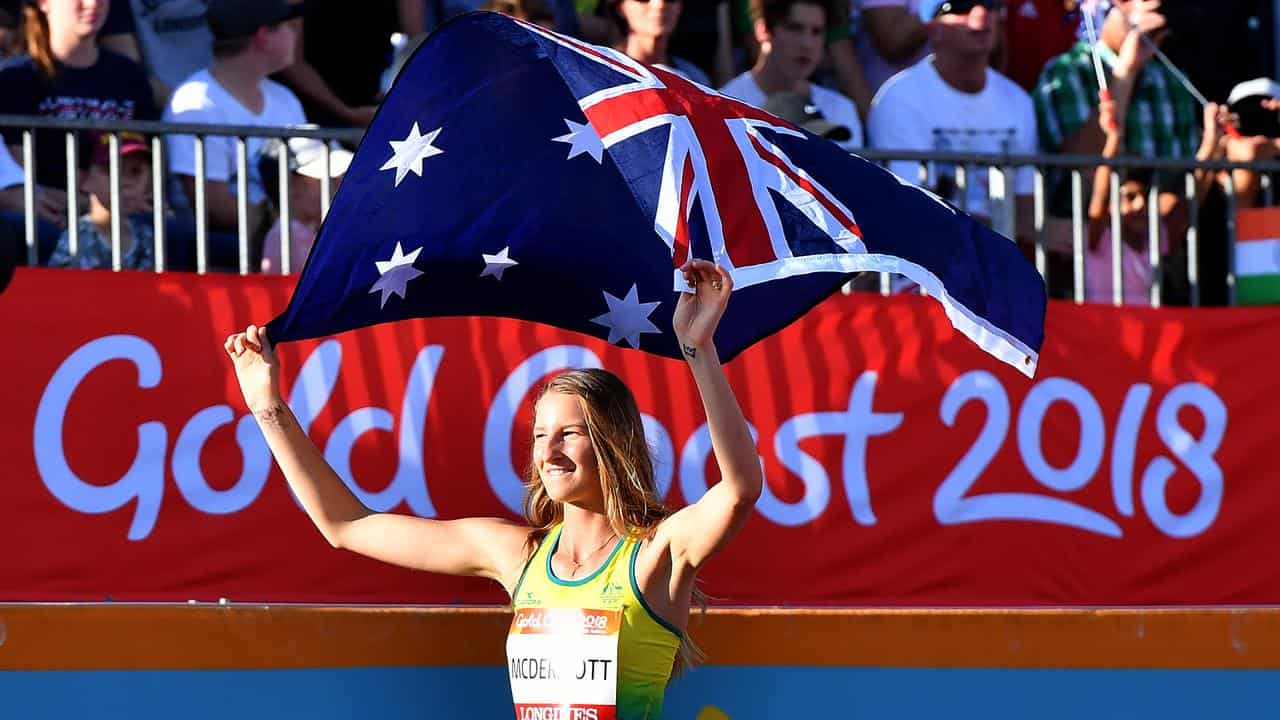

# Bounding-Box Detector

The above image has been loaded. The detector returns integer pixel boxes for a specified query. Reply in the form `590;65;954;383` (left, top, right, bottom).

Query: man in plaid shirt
1032;0;1198;298
1035;0;1199;160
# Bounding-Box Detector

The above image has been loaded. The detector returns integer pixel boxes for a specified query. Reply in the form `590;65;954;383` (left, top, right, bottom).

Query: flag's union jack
521;22;865;290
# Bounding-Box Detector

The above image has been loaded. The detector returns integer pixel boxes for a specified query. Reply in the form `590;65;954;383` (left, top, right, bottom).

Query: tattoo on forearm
682;343;697;359
255;403;292;429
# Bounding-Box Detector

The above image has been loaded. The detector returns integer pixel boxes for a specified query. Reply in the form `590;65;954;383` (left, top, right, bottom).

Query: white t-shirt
163;69;307;205
719;72;864;151
0;142;23;189
868;56;1037;220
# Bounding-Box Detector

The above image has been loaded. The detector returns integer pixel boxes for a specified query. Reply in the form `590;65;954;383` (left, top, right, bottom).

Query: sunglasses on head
932;0;1004;17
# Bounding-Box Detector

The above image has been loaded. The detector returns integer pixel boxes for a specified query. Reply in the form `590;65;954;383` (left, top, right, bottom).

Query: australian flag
267;12;1046;376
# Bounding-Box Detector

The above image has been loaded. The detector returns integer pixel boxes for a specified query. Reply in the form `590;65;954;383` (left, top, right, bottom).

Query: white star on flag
369;241;424;308
380;122;444;186
590;284;662;348
552;118;605;163
480;246;519;281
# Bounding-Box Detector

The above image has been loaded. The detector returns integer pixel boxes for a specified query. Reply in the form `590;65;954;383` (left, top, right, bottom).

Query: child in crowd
1086;94;1173;305
257;136;351;274
1086;94;1224;305
48;132;155;270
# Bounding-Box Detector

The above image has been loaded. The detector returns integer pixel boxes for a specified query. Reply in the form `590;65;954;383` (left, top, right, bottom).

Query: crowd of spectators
0;0;1274;306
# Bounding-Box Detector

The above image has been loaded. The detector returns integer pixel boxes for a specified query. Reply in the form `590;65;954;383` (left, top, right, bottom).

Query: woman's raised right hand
224;324;282;416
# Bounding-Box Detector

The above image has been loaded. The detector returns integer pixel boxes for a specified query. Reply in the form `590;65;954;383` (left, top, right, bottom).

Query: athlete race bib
507;607;621;720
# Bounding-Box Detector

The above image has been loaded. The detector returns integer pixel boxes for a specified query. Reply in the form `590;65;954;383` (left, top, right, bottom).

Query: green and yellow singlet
507;523;682;720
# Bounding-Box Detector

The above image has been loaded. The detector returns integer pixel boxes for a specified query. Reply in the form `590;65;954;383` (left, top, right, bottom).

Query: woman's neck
49;31;98;69
624;33;669;67
558;505;617;558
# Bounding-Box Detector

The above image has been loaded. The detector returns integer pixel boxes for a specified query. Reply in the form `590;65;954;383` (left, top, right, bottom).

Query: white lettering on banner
173;340;340;518
683;372;901;526
1016;378;1105;492
771;372;902;526
1110;384;1153;517
33;337;439;539
33;335;166;540
324;345;442;515
640;414;675;500
1141;383;1227;538
678;422;713;505
934;371;1229;539
172;407;271;515
32;335;1232;542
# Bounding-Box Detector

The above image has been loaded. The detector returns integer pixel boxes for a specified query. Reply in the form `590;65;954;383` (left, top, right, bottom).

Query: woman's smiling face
532;391;602;506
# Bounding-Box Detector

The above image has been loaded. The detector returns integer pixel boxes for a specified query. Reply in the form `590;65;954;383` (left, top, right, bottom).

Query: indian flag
1236;208;1280;304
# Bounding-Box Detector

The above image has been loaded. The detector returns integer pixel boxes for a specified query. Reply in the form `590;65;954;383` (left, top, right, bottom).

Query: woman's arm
656;262;762;571
224;324;530;589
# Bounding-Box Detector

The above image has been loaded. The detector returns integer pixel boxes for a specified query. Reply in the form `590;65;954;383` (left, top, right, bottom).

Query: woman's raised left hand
672;259;732;357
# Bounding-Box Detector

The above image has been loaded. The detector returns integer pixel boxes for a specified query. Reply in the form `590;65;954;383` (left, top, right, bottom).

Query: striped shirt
1034;41;1200;160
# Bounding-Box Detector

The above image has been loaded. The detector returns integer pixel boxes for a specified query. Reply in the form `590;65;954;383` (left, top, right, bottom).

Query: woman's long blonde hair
22;5;57;81
522;368;705;670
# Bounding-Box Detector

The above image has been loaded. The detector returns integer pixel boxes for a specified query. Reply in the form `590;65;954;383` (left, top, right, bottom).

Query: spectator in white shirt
868;0;1035;238
164;0;306;238
720;0;863;151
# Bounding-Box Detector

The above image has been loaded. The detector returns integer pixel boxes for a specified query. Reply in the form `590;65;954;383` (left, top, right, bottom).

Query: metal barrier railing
3;115;1279;308
0;115;362;276
856;148;1280;308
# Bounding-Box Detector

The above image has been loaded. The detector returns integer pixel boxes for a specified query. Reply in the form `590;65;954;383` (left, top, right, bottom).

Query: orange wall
3;605;1280;670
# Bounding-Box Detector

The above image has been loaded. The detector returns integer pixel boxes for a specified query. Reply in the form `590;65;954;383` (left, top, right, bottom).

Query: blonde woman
225;259;762;718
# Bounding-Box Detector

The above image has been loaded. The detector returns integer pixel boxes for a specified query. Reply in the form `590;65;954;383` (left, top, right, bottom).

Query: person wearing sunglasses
868;0;1036;251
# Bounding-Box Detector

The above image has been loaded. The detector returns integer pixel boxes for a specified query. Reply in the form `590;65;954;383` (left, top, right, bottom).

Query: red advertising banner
2;267;1278;605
